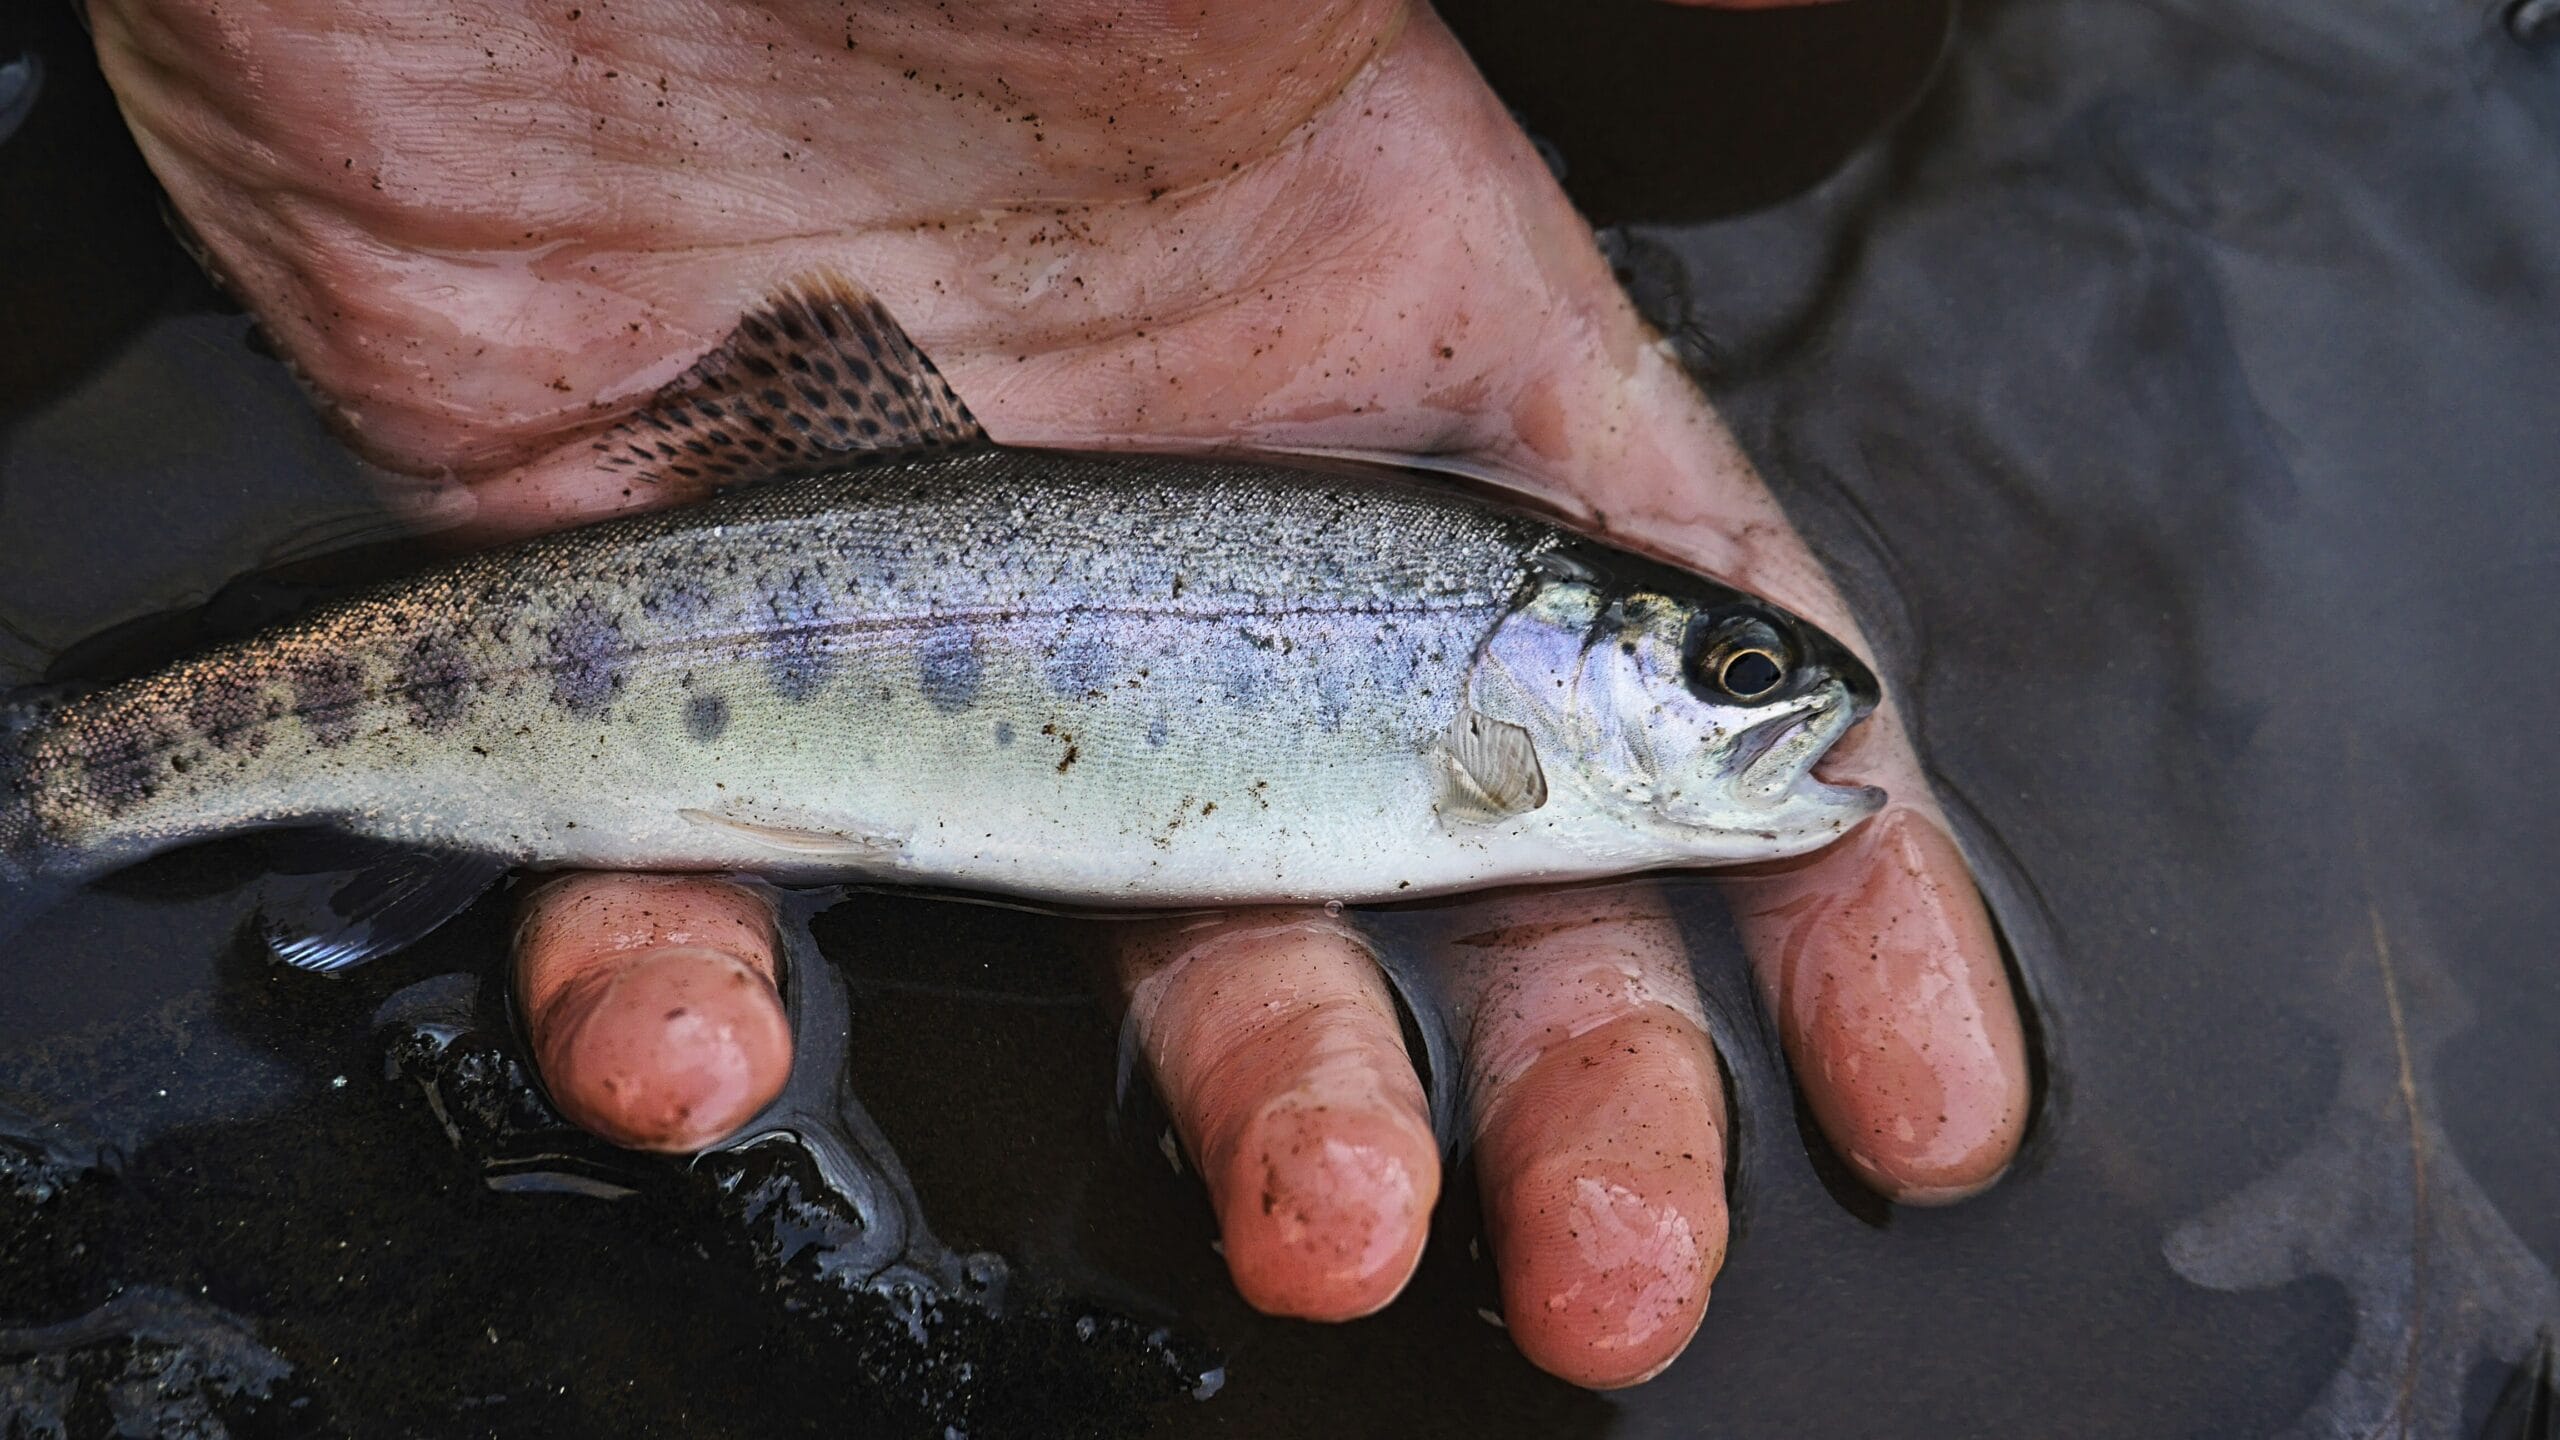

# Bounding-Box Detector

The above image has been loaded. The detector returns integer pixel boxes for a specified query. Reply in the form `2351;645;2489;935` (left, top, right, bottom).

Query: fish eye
1684;613;1795;704
1718;648;1786;700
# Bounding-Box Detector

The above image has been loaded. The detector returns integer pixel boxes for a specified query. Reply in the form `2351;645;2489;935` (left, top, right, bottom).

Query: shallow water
5;0;2558;1435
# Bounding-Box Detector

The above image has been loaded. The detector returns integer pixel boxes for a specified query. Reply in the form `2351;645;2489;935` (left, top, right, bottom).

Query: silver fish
0;277;1883;968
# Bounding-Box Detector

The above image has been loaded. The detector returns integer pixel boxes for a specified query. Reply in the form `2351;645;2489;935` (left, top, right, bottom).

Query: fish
0;275;1885;970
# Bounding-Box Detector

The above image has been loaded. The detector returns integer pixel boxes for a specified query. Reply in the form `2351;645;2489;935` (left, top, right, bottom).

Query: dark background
4;0;2556;1435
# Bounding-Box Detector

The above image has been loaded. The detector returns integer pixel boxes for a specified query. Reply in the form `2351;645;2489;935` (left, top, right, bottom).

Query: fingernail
535;945;792;1153
1215;1093;1439;1322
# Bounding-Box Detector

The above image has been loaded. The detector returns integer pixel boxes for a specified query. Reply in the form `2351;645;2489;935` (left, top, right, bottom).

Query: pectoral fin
258;841;511;973
1436;708;1548;824
594;271;987;490
677;807;905;862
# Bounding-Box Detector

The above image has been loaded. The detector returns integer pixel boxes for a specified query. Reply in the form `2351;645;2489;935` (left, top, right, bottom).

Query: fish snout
1782;610;1880;723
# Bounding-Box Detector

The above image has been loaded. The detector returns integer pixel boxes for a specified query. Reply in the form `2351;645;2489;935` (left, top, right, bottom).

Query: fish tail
0;683;81;946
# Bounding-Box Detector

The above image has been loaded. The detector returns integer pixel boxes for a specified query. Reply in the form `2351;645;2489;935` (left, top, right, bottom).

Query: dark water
4;0;2557;1435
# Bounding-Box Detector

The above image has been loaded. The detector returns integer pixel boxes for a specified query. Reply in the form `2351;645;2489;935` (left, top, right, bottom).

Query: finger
513;872;791;1154
1118;909;1440;1323
1725;802;2029;1202
1439;887;1728;1390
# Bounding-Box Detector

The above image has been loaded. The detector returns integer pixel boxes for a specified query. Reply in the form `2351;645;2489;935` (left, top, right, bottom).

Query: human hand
91;0;2028;1386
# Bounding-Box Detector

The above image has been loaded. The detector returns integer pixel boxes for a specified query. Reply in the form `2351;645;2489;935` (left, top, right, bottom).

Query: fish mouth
1730;681;1883;816
1792;770;1888;821
1726;709;1812;780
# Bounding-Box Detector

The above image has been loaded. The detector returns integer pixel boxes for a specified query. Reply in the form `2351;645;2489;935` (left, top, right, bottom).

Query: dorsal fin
593;272;988;489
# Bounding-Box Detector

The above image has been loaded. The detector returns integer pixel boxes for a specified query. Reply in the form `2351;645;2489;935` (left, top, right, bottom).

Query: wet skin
87;0;2029;1388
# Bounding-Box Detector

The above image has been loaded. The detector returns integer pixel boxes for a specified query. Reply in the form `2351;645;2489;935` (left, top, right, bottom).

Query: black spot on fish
639;574;713;621
400;631;476;732
763;569;834;702
686;693;730;744
994;720;1015;747
292;655;367;748
917;628;982;712
1043;627;1113;698
549;596;626;717
185;670;271;754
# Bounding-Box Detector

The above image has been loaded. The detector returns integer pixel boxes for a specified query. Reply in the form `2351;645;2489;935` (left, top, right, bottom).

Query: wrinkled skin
88;0;2029;1388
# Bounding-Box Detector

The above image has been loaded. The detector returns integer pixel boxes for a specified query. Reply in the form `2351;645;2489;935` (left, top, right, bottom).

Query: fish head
1476;545;1886;861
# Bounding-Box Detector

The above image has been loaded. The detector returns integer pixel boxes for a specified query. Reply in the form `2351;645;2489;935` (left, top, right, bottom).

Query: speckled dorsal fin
594;272;987;489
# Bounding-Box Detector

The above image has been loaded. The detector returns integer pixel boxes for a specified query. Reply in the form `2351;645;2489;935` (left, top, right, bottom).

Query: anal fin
257;840;510;973
594;271;989;491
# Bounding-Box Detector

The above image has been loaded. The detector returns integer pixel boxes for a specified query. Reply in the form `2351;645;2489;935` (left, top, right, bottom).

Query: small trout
0;278;1882;967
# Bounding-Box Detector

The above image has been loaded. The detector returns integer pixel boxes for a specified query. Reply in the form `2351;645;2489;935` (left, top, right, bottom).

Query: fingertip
1120;911;1442;1323
1214;1091;1440;1321
1731;807;2031;1203
1490;1161;1722;1389
515;874;792;1153
1477;1017;1728;1390
1810;1051;2025;1206
538;944;793;1152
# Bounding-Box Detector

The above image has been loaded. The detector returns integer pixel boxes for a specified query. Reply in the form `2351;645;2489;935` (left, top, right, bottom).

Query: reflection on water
1628;0;2560;1431
6;0;2560;1435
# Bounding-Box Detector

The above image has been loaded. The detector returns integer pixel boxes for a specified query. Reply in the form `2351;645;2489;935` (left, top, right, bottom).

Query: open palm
92;0;2028;1387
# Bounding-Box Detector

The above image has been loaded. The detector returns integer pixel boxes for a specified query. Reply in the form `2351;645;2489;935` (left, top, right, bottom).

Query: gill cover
1458;539;1884;850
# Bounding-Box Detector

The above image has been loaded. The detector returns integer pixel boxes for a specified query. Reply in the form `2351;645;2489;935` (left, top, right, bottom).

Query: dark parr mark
763;569;834;702
685;693;730;744
400;631;476;732
1314;657;1357;735
1217;645;1265;708
993;719;1015;747
548;596;626;717
917;627;982;712
292;655;367;748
